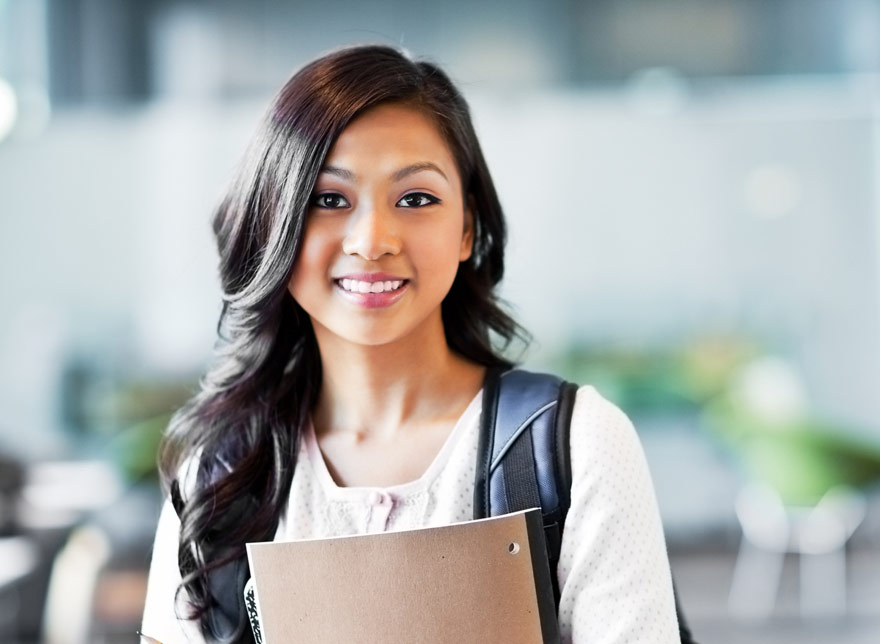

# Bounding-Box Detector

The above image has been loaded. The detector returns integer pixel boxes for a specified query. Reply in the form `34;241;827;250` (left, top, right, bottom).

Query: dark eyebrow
392;162;448;183
320;164;356;181
318;162;449;183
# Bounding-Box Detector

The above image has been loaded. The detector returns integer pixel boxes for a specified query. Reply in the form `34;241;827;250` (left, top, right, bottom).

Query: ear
460;195;476;262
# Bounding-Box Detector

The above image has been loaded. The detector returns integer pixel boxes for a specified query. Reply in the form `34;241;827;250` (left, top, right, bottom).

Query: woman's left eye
396;192;440;208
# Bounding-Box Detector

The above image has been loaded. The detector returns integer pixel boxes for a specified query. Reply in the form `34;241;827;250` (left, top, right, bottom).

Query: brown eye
396;192;440;208
311;193;350;209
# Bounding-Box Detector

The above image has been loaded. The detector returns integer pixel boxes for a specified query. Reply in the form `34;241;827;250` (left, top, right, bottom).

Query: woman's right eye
310;193;350;209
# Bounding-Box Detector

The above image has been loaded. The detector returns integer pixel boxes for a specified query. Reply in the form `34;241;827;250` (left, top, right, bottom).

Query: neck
311;319;485;438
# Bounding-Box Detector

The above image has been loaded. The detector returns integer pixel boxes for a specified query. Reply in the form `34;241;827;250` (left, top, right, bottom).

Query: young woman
142;45;680;643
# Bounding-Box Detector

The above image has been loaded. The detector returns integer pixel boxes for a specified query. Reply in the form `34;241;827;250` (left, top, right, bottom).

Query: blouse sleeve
556;386;679;643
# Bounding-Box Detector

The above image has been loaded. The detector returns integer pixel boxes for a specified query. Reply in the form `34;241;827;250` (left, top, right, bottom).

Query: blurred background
2;0;880;642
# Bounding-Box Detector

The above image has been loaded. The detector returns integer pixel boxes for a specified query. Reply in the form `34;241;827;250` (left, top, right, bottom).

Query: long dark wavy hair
159;44;524;642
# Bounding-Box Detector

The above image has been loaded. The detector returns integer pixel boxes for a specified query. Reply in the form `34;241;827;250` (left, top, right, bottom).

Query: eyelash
310;192;350;209
396;192;441;208
309;191;441;210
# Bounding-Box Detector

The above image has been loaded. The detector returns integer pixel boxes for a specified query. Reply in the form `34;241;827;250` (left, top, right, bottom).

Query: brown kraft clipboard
246;507;560;643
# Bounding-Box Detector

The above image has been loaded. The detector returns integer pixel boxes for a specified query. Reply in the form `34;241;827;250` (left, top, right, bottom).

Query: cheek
287;261;307;301
287;226;332;300
425;223;469;278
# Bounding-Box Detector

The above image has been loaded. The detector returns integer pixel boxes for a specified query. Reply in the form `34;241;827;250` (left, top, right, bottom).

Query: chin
324;325;407;348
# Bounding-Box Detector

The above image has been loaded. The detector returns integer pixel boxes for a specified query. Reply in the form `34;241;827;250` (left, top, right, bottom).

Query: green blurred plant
102;379;195;483
703;364;880;505
552;335;758;413
552;336;880;505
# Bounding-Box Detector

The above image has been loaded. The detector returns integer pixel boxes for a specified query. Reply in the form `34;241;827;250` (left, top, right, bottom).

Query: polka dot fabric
142;386;679;642
557;387;679;642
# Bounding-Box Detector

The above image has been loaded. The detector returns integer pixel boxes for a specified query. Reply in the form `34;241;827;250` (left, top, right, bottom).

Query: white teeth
339;279;404;294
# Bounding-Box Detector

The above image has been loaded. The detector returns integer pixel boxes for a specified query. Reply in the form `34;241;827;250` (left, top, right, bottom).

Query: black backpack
475;368;696;644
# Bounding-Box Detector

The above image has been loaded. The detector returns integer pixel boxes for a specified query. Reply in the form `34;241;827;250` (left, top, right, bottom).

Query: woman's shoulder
568;383;649;470
496;369;637;447
496;369;643;464
569;383;634;433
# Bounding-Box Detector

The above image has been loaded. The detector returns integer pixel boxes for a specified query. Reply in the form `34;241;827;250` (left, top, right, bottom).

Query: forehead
324;103;459;176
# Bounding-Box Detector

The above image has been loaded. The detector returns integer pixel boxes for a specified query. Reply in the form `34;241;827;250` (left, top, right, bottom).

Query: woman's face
288;102;473;349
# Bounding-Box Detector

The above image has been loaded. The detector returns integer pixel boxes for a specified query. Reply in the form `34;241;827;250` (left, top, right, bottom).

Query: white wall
473;79;880;430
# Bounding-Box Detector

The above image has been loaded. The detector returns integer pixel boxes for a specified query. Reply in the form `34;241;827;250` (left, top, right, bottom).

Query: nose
341;202;401;260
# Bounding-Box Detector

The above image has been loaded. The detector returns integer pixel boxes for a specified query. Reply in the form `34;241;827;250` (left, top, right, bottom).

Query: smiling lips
334;275;409;308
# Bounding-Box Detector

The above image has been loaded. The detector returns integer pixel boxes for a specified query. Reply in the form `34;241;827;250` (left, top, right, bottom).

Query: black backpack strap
473;367;502;521
474;368;577;604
